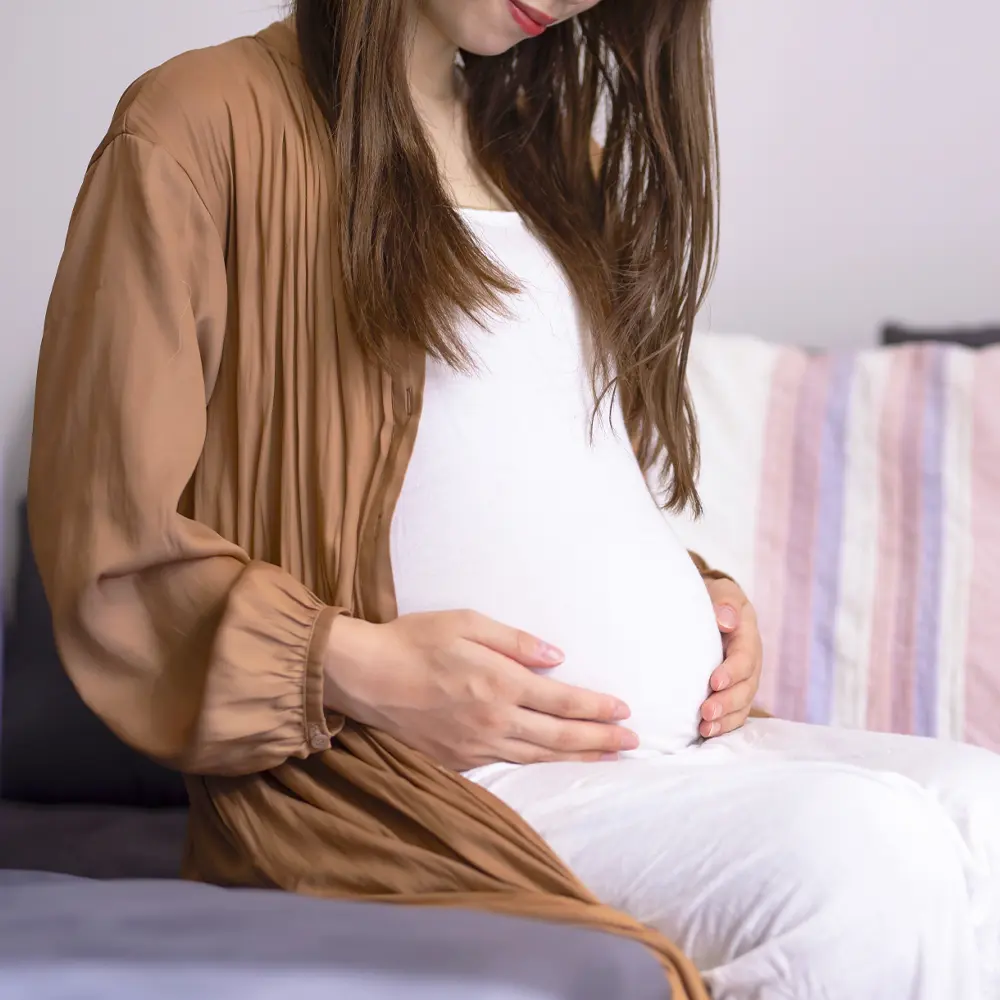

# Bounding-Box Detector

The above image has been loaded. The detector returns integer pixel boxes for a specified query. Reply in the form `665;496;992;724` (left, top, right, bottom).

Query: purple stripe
912;347;947;736
806;354;855;724
777;358;831;721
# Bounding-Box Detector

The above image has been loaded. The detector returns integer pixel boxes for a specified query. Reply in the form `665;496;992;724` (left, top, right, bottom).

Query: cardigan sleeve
29;133;343;777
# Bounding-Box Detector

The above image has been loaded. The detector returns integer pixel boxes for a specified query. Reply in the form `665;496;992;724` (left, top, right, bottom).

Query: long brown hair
294;0;717;512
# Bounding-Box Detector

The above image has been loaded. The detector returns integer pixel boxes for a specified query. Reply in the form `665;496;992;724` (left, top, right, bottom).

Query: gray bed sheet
0;873;671;1000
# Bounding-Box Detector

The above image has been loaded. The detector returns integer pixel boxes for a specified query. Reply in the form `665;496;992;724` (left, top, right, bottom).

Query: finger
459;644;632;724
507;709;639;755
458;610;565;669
715;603;740;632
710;648;756;692
709;663;731;692
719;614;759;654
701;677;757;725
704;580;747;631
519;673;631;723
704;576;744;605
701;705;752;739
499;740;621;765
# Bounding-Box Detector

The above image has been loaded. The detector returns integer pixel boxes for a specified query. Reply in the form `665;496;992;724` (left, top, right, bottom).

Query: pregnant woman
30;2;1000;997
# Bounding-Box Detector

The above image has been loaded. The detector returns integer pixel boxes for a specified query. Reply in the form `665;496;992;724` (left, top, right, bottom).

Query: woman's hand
323;611;637;771
699;578;763;738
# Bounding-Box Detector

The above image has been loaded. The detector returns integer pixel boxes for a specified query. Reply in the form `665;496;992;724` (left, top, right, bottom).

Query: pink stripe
888;350;927;734
966;350;1000;752
753;350;808;715
775;357;833;721
866;352;911;732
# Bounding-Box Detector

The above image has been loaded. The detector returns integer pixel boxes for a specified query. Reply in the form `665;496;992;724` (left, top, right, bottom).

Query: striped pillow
669;333;1000;751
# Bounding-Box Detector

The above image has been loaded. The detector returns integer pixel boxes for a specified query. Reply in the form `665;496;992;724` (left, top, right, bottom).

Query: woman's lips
507;0;555;37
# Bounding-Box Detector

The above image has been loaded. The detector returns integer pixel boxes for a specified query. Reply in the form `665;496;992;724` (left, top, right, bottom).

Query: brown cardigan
29;20;718;998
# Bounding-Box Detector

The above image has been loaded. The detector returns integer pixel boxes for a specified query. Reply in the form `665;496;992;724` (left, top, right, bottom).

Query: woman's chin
452;5;532;57
458;33;523;58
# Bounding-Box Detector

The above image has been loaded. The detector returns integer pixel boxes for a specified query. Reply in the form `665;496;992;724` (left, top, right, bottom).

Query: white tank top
389;209;722;776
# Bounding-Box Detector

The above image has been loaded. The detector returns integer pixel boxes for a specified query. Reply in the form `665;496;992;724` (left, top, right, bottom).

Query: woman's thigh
720;717;1000;982
720;716;1000;809
476;736;983;999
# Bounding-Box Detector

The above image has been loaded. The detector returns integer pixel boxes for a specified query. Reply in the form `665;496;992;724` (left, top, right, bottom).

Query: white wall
706;0;1000;347
2;0;999;592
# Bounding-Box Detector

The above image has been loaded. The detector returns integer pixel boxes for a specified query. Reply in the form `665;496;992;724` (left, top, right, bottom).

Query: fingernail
621;731;640;751
708;722;720;737
538;642;563;664
613;702;631;721
713;672;731;692
710;703;722;721
716;605;739;630
601;753;620;762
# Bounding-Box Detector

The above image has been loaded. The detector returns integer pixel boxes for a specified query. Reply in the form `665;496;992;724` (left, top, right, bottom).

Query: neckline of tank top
457;205;525;229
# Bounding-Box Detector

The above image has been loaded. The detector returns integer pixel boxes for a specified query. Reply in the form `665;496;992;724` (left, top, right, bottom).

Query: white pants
474;719;1000;1000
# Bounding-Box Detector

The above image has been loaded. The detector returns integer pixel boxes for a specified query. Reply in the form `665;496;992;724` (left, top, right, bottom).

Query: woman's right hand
323;611;638;771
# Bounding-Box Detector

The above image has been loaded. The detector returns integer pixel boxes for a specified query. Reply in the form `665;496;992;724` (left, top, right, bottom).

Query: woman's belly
390;379;723;759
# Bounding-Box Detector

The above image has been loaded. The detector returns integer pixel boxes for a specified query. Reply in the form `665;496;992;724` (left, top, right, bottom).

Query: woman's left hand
699;577;763;738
